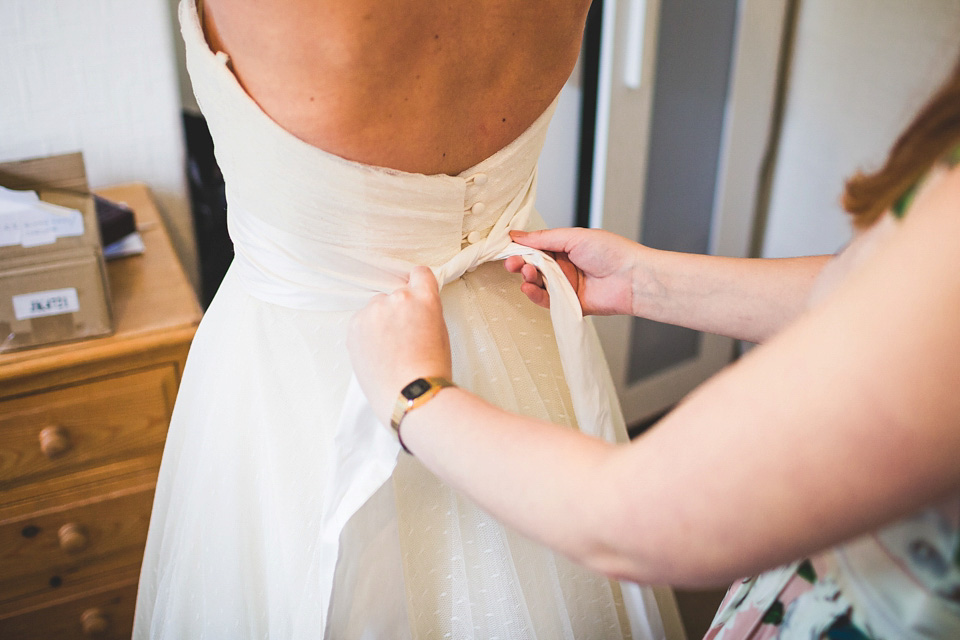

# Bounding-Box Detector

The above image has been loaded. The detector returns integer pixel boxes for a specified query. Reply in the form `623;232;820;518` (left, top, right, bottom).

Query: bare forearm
398;306;960;590
399;385;806;588
400;389;648;578
633;250;830;343
400;386;776;587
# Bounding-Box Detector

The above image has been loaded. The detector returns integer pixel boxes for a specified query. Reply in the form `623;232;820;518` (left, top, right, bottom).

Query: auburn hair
843;55;960;228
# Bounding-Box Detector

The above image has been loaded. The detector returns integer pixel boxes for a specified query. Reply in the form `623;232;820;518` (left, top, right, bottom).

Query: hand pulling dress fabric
133;1;676;638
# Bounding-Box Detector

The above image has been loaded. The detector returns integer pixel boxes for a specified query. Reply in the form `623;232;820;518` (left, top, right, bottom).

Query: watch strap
390;376;455;454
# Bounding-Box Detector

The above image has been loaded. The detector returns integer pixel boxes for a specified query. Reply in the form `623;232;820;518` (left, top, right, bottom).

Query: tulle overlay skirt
135;261;652;639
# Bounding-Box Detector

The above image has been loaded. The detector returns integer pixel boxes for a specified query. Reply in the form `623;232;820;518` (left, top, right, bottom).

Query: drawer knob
58;522;89;554
38;426;72;459
81;607;110;637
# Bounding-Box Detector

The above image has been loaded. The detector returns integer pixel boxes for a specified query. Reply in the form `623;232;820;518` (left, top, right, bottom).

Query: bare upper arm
609;164;960;586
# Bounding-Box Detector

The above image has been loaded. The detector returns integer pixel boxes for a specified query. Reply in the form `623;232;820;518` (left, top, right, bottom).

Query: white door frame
589;0;792;425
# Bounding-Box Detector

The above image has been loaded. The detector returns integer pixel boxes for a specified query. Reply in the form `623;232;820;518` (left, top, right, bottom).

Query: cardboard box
0;153;114;352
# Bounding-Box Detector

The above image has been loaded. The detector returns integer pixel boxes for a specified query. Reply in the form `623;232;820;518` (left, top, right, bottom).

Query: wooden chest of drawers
0;185;202;639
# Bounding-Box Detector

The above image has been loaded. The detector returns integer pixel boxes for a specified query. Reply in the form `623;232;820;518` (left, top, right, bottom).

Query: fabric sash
230;168;621;630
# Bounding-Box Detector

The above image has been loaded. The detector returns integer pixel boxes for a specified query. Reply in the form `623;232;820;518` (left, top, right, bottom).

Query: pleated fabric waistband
229;165;539;310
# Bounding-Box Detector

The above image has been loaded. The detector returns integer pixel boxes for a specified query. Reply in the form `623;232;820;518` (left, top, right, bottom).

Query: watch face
402;378;431;400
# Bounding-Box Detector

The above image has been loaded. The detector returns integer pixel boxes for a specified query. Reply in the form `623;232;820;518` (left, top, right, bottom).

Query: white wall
0;0;198;287
761;0;960;258
537;74;583;230
168;0;201;115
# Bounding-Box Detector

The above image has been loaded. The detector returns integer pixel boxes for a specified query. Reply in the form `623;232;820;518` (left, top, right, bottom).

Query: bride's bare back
202;0;590;175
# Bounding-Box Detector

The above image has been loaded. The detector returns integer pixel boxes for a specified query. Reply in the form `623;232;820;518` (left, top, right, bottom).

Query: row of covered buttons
462;172;489;270
468;173;487;214
463;172;488;246
468;173;488;216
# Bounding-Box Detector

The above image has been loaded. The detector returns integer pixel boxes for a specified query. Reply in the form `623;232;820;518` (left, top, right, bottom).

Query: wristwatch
390;376;455;454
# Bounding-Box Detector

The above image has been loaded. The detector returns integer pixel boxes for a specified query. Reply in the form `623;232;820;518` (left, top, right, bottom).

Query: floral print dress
705;512;960;639
703;148;960;640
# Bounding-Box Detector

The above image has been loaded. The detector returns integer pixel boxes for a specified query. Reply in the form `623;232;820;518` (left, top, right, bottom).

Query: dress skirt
133;1;677;638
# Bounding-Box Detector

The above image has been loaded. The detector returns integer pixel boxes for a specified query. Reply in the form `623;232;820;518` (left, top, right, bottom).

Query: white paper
37;201;86;238
0;186;85;248
0;215;21;247
0;185;40;209
19;215;56;247
104;231;145;259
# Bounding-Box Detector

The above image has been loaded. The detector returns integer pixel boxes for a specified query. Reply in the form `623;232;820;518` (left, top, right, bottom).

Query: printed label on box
12;287;80;320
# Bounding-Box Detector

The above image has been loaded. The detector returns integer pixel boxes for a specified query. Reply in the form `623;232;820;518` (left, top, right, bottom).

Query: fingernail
510;230;527;238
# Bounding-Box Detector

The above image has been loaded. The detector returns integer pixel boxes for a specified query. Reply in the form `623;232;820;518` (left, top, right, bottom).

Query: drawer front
0;365;177;489
0;484;154;606
0;581;137;640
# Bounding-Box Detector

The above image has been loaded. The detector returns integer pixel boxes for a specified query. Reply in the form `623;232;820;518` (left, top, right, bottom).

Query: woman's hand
347;266;453;425
504;228;642;315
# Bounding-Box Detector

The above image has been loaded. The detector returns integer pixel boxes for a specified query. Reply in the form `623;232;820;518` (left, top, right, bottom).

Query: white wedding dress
133;1;679;638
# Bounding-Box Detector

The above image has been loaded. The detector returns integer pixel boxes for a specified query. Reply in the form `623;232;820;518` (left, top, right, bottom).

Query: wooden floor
674;587;727;639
